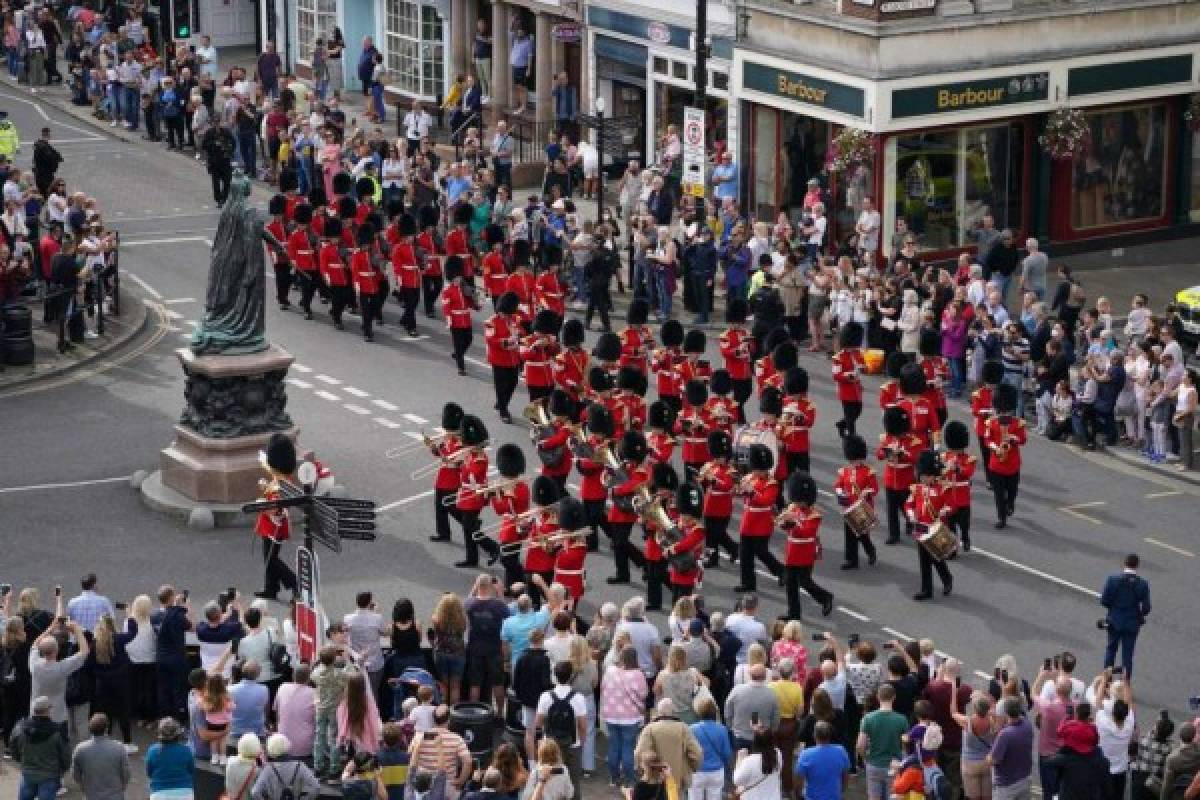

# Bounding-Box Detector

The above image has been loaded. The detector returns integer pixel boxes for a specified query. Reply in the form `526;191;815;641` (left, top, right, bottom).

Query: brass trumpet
478;501;558;538
386;430;451;460
523;400;554;435
409;447;474;481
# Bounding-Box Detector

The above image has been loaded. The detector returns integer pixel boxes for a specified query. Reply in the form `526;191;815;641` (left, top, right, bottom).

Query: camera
1189;696;1200;711
1096;619;1109;630
0;583;11;596
882;642;895;650
812;633;827;642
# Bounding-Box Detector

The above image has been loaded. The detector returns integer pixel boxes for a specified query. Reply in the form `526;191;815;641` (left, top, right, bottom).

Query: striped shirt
1001;336;1030;375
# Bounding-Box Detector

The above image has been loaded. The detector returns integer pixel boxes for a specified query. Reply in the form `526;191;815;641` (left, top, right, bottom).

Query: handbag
267;630;292;675
217;764;257;800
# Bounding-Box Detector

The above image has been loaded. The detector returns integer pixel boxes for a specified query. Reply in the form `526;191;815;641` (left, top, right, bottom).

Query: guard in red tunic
919;330;950;427
592;331;623;385
762;339;797;395
525;476;561;608
834;435;879;570
319;217;353;330
350;222;387;342
780;472;834;620
534;261;566;320
266;194;293;311
286;203;321;319
445;202;475;278
389;213;422;337
544;500;588;604
441;256;480;376
735;443;784;593
484;292;523;423
704;369;739;436
619;297;654;375
905;451;953;601
941;420;977;550
537;390;576;494
587;366;625;438
606;430;650;585
429;403;466;543
553;319;590;416
878;351;907;411
645;401;677;467
668;483;708;602
641;462;679;611
897;363;937;452
754;329;789;397
491;444;530;588
481;225;509;308
615;366;647;433
354;178;378;226
877;406;921;545
677;329;712;390
454;415;499;568
757;388;789;499
700;430;739;569
416;205;444;318
522;310;561;404
985;383;1026;529
575;403;615;551
972;360;1004;489
677;380;710;482
653;320;685;414
505;244;538;328
719;298;755;423
832;322;866;438
780;367;816;475
254;433;299;600
280;168;304;223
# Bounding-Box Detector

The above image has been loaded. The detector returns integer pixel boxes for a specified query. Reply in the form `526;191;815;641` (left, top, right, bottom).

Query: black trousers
785;564;832;619
884;487;911;543
585;287;611;330
422;275;443;315
92;670;132;744
918;541;953;595
164;115;185;148
155;660;189;722
645;559;667;610
704;516;738;562
583;499;606;550
992;472;1019;522
434;488;461;540
785;451;810;476
130;662;157;722
493;365;520;414
840;400;863;437
843;522;877;567
733;378;753;424
977;432;992;486
947;506;972;549
359;288;386;339
262;537;297;594
460;510;483;564
397;286;420;332
210;167;232;205
451;327;472;372
296;270;324;313
274;262;293;307
739;536;782;590
608;521;644;580
500;553;525;590
329;284;354;325
527;569;554;608
528;384;552;404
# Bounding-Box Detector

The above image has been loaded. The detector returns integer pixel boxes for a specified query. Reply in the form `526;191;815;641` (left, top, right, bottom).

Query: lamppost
595;96;607;224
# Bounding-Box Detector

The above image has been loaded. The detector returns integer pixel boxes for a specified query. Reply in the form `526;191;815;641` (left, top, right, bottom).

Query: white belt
787;536;816;545
709;490;730;496
555;568;585;576
747;505;772;513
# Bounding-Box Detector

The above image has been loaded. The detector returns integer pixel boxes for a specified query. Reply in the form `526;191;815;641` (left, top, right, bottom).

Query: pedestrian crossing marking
372;399;399;411
374;418;402;429
292;364;313;373
403;413;428;425
286;378;313;390
344;404;371;415
343;386;370;398
316;374;342;385
314;390;340;402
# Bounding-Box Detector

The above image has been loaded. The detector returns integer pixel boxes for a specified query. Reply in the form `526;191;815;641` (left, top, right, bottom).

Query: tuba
597;442;628;488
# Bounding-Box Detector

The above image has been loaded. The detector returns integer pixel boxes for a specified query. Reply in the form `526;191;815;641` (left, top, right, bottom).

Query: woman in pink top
337;669;382;755
320;139;343;199
600;646;649;789
770;620;809;684
274;664;317;758
200;674;235;765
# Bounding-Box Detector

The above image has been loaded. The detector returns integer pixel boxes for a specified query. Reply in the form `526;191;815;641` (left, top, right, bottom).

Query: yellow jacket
0;121;20;159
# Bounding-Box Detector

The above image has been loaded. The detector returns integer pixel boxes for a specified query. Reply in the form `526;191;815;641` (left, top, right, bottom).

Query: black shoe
457;368;467;376
253;590;278;600
777;571;785;588
732;585;755;593
334;320;344;330
364;334;374;342
912;592;933;601
835;420;847;438
840;562;859;570
994;519;1007;529
1007;503;1015;516
500;412;513;424
606;576;630;585
485;547;501;567
961;539;971;552
454;560;479;569
942;577;953;596
280;301;291;309
821;598;834;617
885;537;900;545
429;535;451;542
704;555;719;569
644;605;662;613
868;551;878;565
408;329;419;338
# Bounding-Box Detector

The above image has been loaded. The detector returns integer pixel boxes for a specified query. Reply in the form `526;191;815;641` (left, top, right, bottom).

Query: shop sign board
552;22;583;43
841;0;936;21
1068;54;1192;97
682;106;706;195
742;61;866;118
891;72;1049;118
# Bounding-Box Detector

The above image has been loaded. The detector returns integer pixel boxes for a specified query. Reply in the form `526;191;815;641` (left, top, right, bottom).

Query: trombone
386;430;451;460
478;501;557;539
499;528;580;557
440;477;516;506
409;447;474;481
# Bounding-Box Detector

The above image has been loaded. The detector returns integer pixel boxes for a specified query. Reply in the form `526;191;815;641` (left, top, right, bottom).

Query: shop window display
1072;104;1167;229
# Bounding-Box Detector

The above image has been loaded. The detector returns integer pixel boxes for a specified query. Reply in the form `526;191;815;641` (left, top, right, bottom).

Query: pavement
2;69;1199;800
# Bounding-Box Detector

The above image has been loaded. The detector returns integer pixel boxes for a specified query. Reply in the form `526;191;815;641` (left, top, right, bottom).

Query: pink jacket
600;665;648;724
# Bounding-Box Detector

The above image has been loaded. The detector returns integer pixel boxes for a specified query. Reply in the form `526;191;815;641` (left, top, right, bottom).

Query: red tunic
897;394;936;451
780;396;816;454
433;435;463;491
971;385;995;437
677;357;712;388
354;202;373;227
652;347;683;400
485;314;522;368
283;194;303;223
534;271;565;317
941;450;976;509
553;348;589;399
905;482;949;531
646;431;676;466
490;482;531;546
416;231;443;277
390;239;421;289
286;229;317;272
985;416;1026;476
832;348;865;403
444;227;474;277
265;219;287;266
782;505;821;567
738;475;778;538
482;251;508;298
538;420;574;478
754;356;777;396
619;391;647;432
667;521;706;586
719;327;753;381
525;513;558;573
254;483;290;541
833;463;878;510
921;356;949;414
575;436;608;502
676;410;710;465
703;397;738;435
642;499;674;563
879;380;901;411
441;284;474;330
619;326;654;374
350;249;383;295
384;221;402;247
455;450;490;513
876;433;921;491
319;242;349;287
521;334;559;388
701;462;736;519
607;464;649;525
553;540;588;600
505;270;537;318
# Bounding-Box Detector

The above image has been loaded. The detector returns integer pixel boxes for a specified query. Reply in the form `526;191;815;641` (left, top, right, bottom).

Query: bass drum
732;425;780;474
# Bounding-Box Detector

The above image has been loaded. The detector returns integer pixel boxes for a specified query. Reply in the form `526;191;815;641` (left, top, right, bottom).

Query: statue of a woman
190;171;283;355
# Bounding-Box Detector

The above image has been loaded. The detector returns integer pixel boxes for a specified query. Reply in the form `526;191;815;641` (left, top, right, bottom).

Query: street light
595;97;607;224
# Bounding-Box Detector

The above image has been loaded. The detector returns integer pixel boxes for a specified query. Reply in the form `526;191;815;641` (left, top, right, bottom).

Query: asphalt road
1;84;1197;726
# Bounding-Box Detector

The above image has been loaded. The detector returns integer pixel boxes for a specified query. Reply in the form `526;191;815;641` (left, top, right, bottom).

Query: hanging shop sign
552;22;583;43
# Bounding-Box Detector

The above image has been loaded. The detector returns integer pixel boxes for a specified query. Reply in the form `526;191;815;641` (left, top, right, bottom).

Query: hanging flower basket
1039;108;1089;161
1184;94;1200;132
829;127;875;172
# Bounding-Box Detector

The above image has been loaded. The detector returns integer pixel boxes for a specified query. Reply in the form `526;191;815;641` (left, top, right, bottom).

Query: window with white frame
385;0;445;99
297;0;337;62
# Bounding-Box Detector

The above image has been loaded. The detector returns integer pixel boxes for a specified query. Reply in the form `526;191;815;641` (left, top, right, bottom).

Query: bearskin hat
444;255;464;282
683;329;706;354
278;167;298;193
843;434;868;462
651;462;679;494
263;433;296;476
561;318;585;348
617;365;642;392
784;366;809;396
883;406;911;436
355;222;375;247
586;403;615;437
532;475;559;507
496;291;519;315
943;420;970;451
332;172;353;196
511;239;532;268
747;443;774;472
323;216;343;238
707;429;732;459
307;185;328;210
710;369;732;396
534;309;559;335
619;430;647;463
496;443;526;478
675;482;704;519
919;329;941;357
268;193;286;216
627;297;650;326
648;400;675;431
593;332;622;362
385;197;405;221
548;389;574;418
587;365;613;393
786;472;818;506
460;414;489;447
660;319;684;348
484;224;505;247
885;351;907;380
982;360;1005;386
764;327;790;358
772;341;798;373
337;195;357;220
993;382;1018;413
292;203;313;226
759;386;783;417
726;297;748;324
839;321;864;349
441;402;465;431
453;202;474;226
557;497;587;532
899;362;927;396
685;379;708;408
355;177;375;200
419;204;440;230
916;450;942;479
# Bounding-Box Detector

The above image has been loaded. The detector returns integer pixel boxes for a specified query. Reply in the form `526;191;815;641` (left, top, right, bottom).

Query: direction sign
242;479;377;555
682;106;706;194
322;497;375;510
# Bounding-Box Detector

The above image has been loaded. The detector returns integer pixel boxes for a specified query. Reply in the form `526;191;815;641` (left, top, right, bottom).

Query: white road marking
404;431;425;441
1058;501;1106;524
837;607;870;622
379;489;435;511
316;374;342;385
163;309;183;320
881;626;914;641
185;320;199;327
286;378;312;390
372;399;399;411
465;356;488;369
403;413;428;425
48;137;106;144
374;418;402;429
1145;490;1183;499
344;404;371;415
1144;537;1195;557
292;364;313;373
127;273;163;299
972;546;1101;598
314;390;341;402
0;476;130;493
163;297;196;305
343;386;370;398
393;335;431;342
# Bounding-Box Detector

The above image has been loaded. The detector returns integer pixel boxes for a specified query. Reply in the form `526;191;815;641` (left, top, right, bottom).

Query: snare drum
843;499;878;537
917;521;958;561
732;425;780;474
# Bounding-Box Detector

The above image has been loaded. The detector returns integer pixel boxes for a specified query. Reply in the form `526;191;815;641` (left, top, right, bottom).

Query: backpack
269;762;299;800
544;689;577;746
922;762;951;800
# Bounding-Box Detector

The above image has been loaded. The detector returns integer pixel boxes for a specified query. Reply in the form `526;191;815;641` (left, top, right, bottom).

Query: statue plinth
160;344;298;505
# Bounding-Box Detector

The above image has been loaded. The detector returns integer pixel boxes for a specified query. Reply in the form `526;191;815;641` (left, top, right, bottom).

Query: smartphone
1053;655;1061;670
882;642;895;650
181;589;190;603
115;602;128;611
847;634;861;648
550;766;566;776
812;633;827;642
228;587;237;600
0;583;11;596
54;585;62;597
1043;658;1052;671
751;711;760;726
1161;710;1171;722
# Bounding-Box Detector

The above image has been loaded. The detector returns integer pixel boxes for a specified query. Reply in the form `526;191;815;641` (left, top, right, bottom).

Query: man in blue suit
1100;553;1151;678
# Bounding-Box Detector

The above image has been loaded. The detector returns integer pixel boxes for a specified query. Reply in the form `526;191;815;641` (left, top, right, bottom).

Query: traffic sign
681;106;706;193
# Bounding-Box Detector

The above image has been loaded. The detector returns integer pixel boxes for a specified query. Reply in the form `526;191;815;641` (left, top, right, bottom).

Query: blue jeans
316;78;329;101
1038;755;1059;799
1002;371;1025;419
238;131;256;176
605;721;640;786
19;776;61;800
994;273;1012;306
123;86;139;127
572;263;588;303
371;83;385;121
655;269;672;318
948;356;965;397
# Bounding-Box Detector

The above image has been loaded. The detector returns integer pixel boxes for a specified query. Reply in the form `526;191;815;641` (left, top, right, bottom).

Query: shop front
735;43;1200;260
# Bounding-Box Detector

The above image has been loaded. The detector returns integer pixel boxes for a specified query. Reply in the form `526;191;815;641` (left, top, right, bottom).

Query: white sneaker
482;95;490;105
110;119;118;127
56;789;66;797
211;753;221;765
1165;453;1181;463
124;744;139;755
84;330;100;339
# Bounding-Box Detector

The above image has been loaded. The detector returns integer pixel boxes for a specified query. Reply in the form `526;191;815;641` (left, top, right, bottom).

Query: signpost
241;476;378;556
681;106;707;201
295;547;320;662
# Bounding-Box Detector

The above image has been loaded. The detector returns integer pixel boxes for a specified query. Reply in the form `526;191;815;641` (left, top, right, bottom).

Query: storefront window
1191;133;1200;223
385;0;444;99
653;83;727;155
891;122;1025;252
297;0;337;62
753;106;778;221
1072;104;1167;229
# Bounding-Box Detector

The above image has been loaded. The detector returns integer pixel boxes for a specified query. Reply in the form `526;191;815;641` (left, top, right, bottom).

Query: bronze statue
190;171;284;355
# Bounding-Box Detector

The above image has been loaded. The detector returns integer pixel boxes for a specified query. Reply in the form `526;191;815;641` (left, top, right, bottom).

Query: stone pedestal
152;344;298;511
